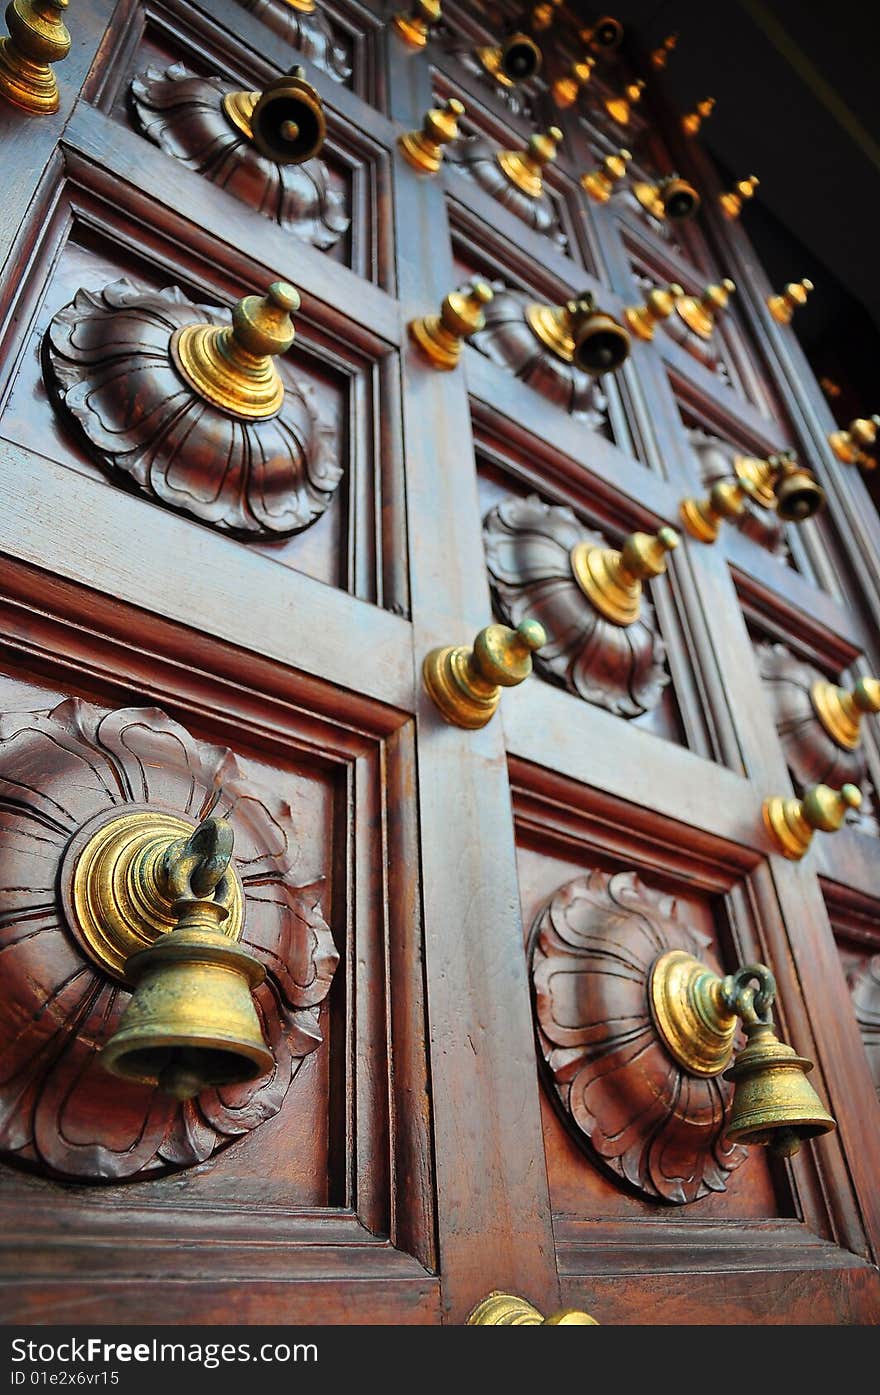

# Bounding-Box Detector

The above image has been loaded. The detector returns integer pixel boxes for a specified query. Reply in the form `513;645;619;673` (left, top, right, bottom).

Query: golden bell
391;0;440;49
633;173;700;223
476;31;542;87
0;0;70;115
572;299;631;375
828;415;880;470
102;899;272;1099
723;1020;836;1158
581;16;624;50
681;96;714;137
719;174;759;219
650;33;677;70
774;462;824;521
247;65;326;164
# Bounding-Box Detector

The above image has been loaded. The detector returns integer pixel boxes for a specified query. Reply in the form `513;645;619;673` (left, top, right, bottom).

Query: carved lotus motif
848;954;880;1101
757;641;878;833
43;278;342;538
446;136;565;245
529;869;748;1204
129;64;349;250
688;428;785;555
0;699;339;1181
238;0;350;83
470;287;609;424
484;494;670;716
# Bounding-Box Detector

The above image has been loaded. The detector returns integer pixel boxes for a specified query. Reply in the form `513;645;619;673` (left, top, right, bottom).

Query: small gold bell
624;283;684;341
580;16;624;50
723;1020;836;1157
734;450;824;523
551;55;595;108
828;415;880;470
581;147;631;202
235;66;326;165
650;33;677;70
719;174;759;219
101;817;272;1099
604;78;644;126
675;278;735;340
571;296;631;375
681;96;715;136
497;126;562;199
632;172;701;223
391;0;440;49
767;278;813;324
398;96;465;175
475;31;542;88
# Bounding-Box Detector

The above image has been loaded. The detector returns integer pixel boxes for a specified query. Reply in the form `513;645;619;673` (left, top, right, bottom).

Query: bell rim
101;1031;274;1086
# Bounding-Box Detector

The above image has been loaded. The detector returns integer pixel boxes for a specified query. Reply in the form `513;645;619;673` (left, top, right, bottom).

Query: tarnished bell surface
498;31;542;81
99;816;273;1099
573;307;630;375
774;464;824;521
247;66;326;164
723;1021;836;1158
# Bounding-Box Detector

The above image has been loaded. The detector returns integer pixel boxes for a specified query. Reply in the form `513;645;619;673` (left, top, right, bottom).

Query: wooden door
0;0;878;1327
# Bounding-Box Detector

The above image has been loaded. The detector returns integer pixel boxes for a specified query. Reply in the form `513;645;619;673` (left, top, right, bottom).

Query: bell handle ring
163;814;234;905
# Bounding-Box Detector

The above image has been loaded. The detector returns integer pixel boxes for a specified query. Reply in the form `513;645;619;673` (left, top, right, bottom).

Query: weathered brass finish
811;677;880;751
724;1022;836;1157
530;0;562;32
624;283;684;341
681;96;715;136
649;950;738;1076
466;1292;598;1325
282;0;316;12
571;525;678;626
719;174;759;219
391;0;440;48
551;55;595;108
679;477;750;543
408;281;493;370
603;77;644;126
423;620;546;729
650;954;836;1157
828;415;880;470
581;16;624;50
733;450;824;522
475;31;542;88
650;33;677;69
397;95;465;174
762;782;862;860
675;278;736;340
69;810;244;981
526;291;630;375
171;280;299;421
497;126;562;198
632;172;700;222
767;278;813;324
222;66;326;165
101;817;272;1099
0;0;70;114
580;147;631;202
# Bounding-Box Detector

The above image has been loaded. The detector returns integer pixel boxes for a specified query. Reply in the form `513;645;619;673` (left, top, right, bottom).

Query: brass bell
723;1020;836;1158
101;817;272;1099
247;65;326;164
767;278;813;325
0;0;70;116
633;172;701;223
719;174;759;219
681;96;715;137
828;415;880;470
391;0;441;49
581;16;624;50
571;294;631;375
476;31;542;87
650;33;677;70
773;460;824;522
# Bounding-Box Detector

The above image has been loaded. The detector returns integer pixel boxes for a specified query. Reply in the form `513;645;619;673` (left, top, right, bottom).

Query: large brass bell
773;460;824;522
723;1020;836;1158
571;294;631;375
248;65;326;164
100;816;272;1099
476;31;542;86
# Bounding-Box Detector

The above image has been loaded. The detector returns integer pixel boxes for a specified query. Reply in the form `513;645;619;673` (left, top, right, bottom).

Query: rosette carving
129;64;349;250
528;869;748;1203
688;428;785;556
848;954;880;1101
757;642;878;833
42;278;342;538
470;285;609;423
0;699;339;1181
238;0;350;83
483;494;670;716
445;135;566;246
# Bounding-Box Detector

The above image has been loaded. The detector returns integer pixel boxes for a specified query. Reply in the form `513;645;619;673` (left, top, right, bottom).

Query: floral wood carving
757;641;878;833
847;953;880;1102
43;278;342;538
484;494;670;716
470;285;609;424
445;135;566;246
129;64;349;251
688;428;786;557
0;699;339;1182
238;0;350;83
443;47;536;120
529;869;748;1203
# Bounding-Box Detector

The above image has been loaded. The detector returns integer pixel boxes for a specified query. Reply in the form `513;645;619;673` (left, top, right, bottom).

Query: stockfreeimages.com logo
10;1338;317;1375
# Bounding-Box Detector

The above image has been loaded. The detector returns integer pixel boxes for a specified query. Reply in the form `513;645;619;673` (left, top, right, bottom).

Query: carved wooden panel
846;951;880;1102
528;868;747;1204
237;0;351;84
757;641;879;833
0;698;339;1182
42;278;342;539
484;494;670;717
445;135;565;246
470;285;609;422
129;63;350;251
